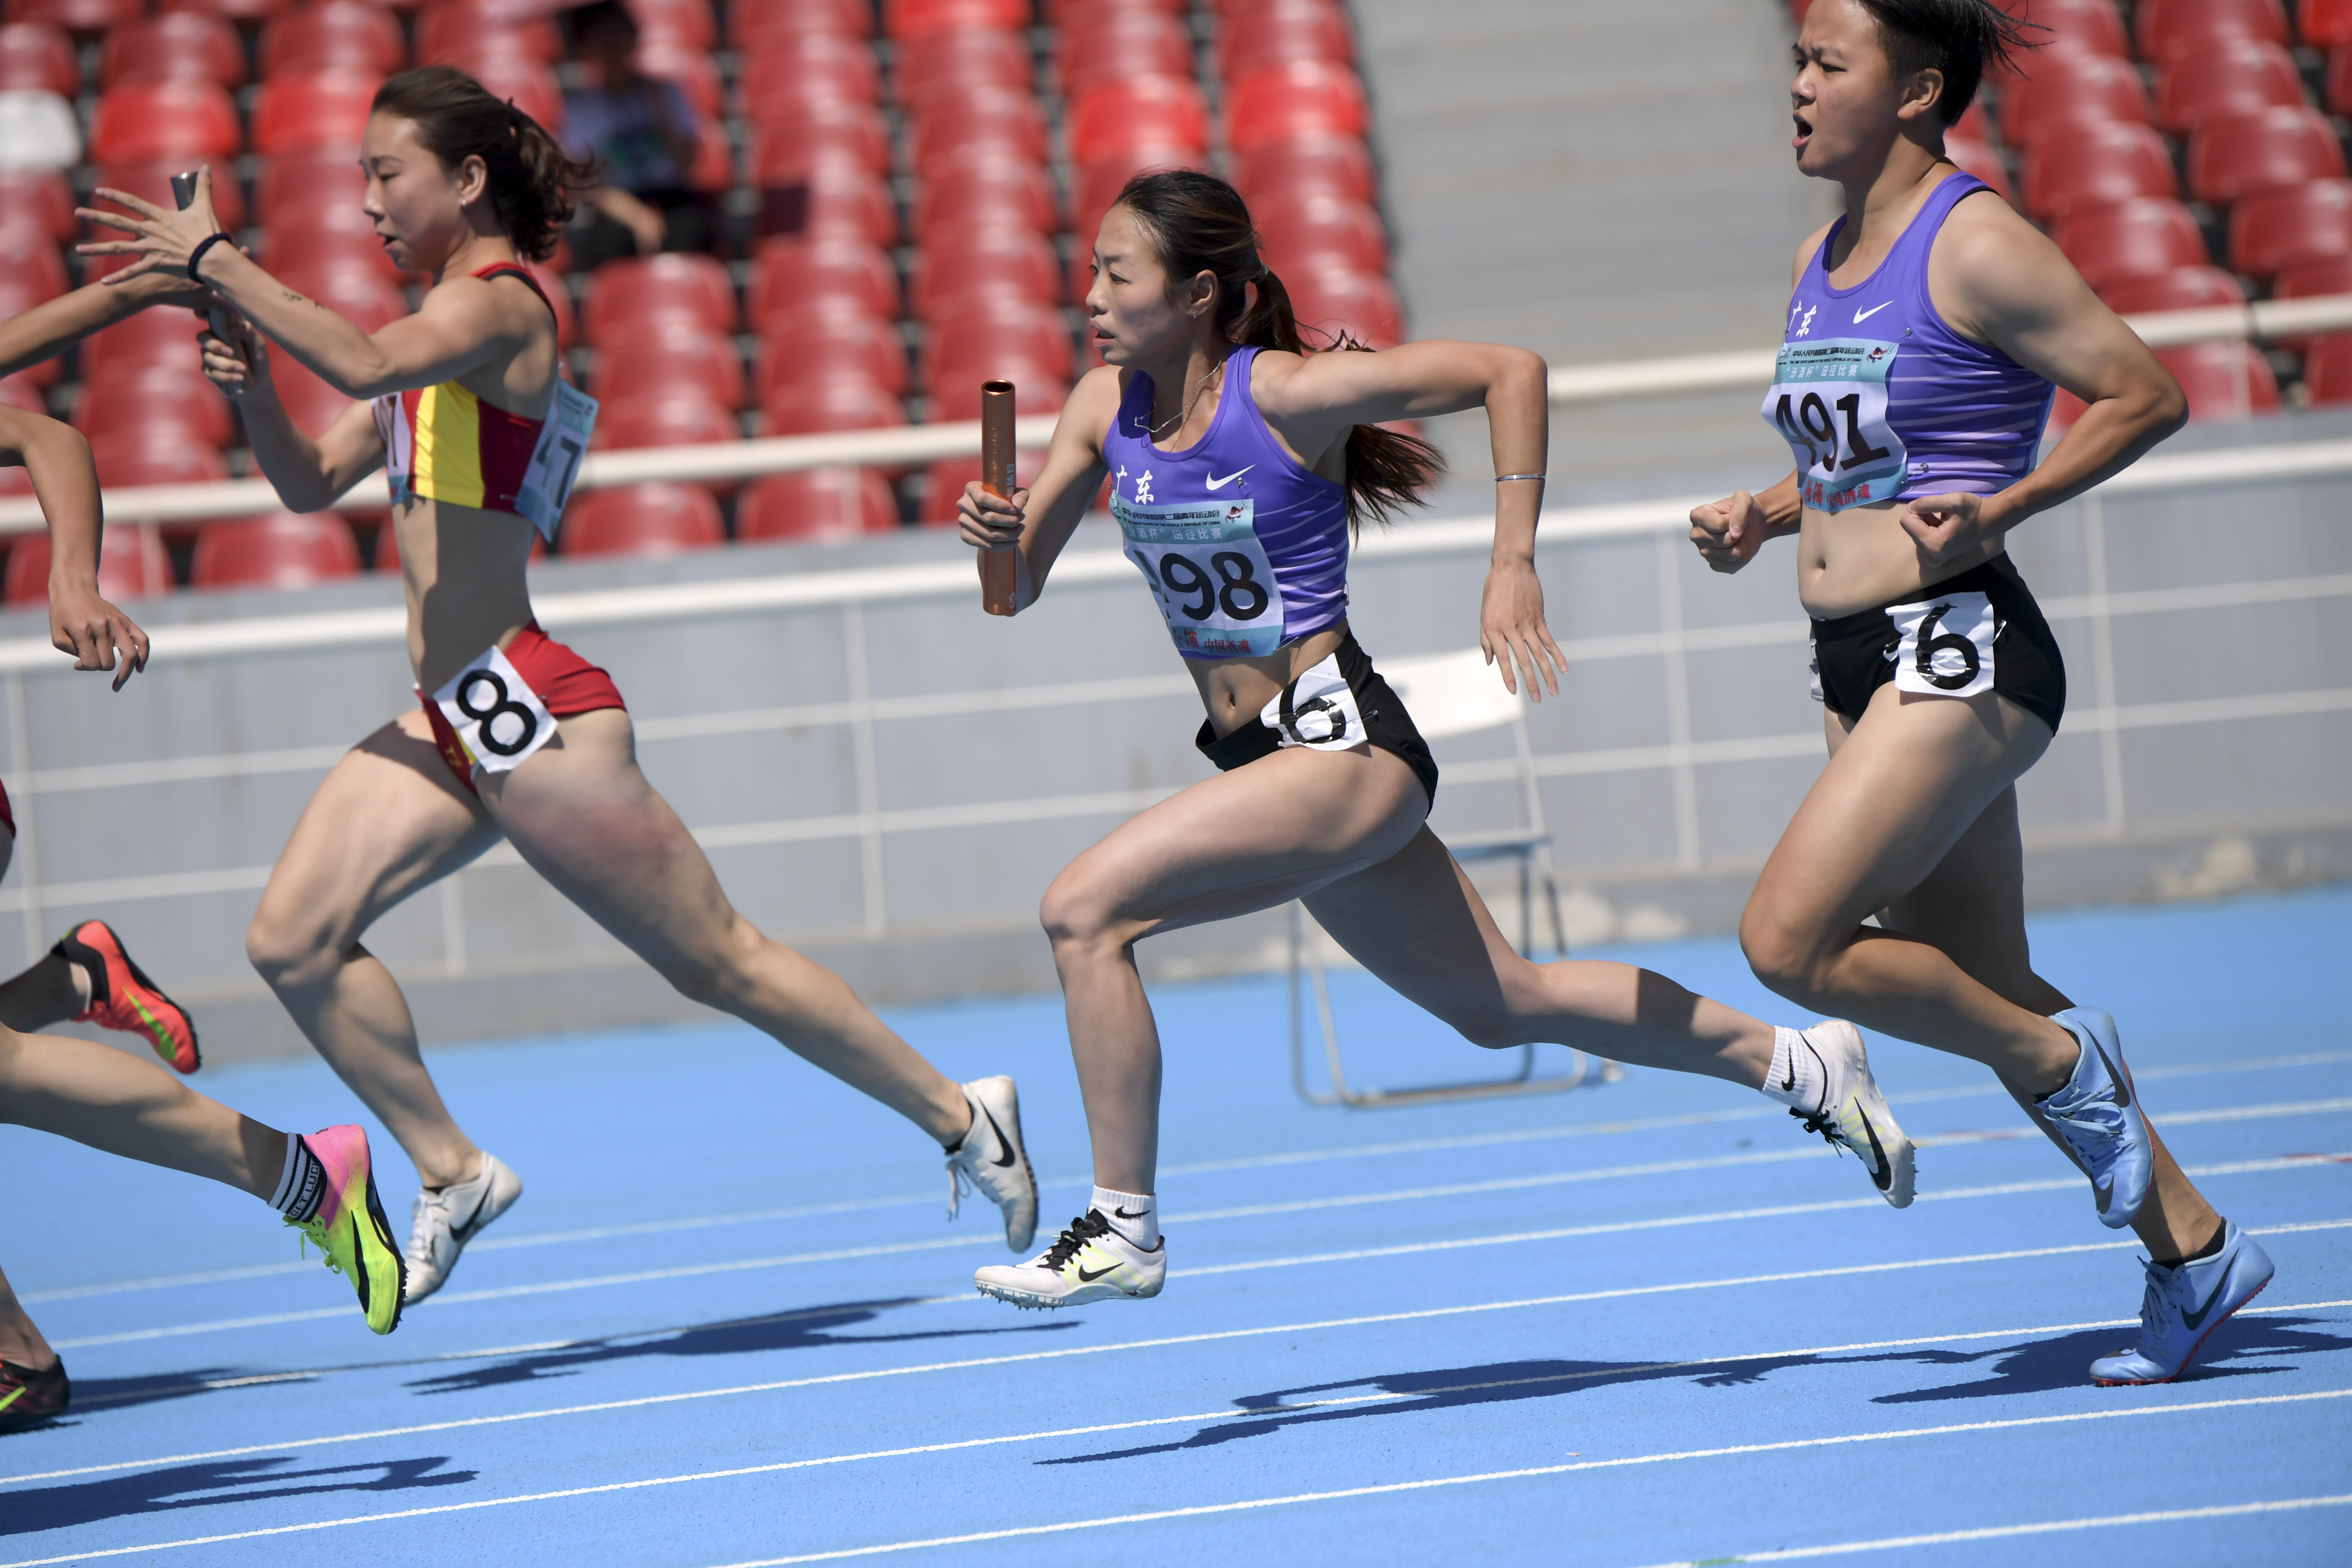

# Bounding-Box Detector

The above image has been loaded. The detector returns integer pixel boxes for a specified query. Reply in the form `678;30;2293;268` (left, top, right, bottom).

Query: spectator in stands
561;0;712;267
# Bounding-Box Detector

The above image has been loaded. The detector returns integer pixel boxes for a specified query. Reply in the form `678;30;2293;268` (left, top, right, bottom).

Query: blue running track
3;887;2348;1566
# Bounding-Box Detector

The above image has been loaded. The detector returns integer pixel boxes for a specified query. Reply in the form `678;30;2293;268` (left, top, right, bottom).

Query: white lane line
7;1388;2344;1568
10;1225;2345;1491
49;1152;2349;1349
1621;1493;2352;1566
34;1051;2351;1306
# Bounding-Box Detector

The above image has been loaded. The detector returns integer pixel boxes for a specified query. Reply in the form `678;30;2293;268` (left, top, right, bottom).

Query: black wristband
186;231;233;282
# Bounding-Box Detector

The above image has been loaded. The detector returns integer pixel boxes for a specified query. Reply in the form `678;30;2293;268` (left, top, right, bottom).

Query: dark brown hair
1848;0;2039;125
1112;168;1441;530
371;66;594;261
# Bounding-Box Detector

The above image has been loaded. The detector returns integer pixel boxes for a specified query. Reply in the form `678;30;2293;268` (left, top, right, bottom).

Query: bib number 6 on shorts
431;644;558;773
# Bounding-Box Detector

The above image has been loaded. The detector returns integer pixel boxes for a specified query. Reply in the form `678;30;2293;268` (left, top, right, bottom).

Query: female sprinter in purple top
1690;0;2268;1384
959;169;1915;1312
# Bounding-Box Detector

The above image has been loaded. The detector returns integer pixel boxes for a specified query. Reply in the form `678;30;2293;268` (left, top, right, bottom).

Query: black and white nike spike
974;1208;1166;1309
1790;1021;1916;1209
945;1076;1038;1252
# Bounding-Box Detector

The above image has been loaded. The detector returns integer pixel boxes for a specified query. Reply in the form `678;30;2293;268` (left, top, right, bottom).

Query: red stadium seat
2098;265;2247;315
74;363;233;446
89;77;242;166
1218;0;1354;78
1233;134;1375;206
270;355;361;438
910;89;1050;175
923;365;1064;424
2009;0;2131;62
2274;252;2352;299
255;146;369;229
2054;198;2209;288
1256;192;1388;275
1068;76;1210;169
0;167;74;244
2154;40;2302;134
593;393;742;451
897;26;1032;103
1048;0;1184;16
99;11;243;90
79;306;207;382
914;152;1058;239
688;120;735;193
630;0;716;51
1059;11;1192;98
1945;139;2015;204
260;0;406;76
0;21;76;95
745;31;878;104
93;158;248;232
755;303;909;396
759;374;906;437
5;0;136;35
466;54;565;135
2228;179;2352;278
90;431;229;489
3;522;173;606
157;0;289;22
2324;42;2352;117
749;98;894;179
2301;329;2352;401
2188;107;2349;205
0;233;65;300
637;42;723;120
923;301;1075;387
735;466;898;539
2153;339;2279;420
585;252;739;342
591;327;746;408
920;449;1044;523
191;511;362;591
1994;52;2148;150
885;0;1026;38
414;2;558;65
0;372;41;411
558;482;724;557
1282;266;1405;346
2137;0;2288;61
2020;121;2176;221
252;68;384;158
911;225;1061;317
1224;60;1369;152
732;0;873;47
2308;0;2352;47
760;159;899;246
749;236;902;321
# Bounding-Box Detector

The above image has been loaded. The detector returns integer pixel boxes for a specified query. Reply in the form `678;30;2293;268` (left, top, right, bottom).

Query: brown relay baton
979;378;1019;616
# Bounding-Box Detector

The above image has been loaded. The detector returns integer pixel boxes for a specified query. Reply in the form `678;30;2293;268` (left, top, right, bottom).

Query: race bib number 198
1114;495;1285;658
1763;337;1906;513
430;644;557;774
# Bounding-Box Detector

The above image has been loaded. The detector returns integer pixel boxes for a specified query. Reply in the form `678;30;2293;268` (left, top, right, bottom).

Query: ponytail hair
1112;168;1442;531
370;66;595;261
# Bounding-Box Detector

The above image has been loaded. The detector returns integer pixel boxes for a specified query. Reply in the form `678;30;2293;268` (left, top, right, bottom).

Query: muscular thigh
256;710;500;945
1056;743;1428;941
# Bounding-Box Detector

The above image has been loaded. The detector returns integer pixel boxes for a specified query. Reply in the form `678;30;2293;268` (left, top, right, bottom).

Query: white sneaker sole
973;1272;1162;1311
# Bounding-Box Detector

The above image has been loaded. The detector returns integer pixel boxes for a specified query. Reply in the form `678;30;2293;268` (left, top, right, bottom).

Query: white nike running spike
402;1151;523;1304
946;1076;1038;1252
975;1208;1166;1309
1789;1021;1916;1208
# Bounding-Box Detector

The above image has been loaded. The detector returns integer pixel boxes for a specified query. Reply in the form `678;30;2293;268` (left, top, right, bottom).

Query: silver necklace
1146;357;1225;438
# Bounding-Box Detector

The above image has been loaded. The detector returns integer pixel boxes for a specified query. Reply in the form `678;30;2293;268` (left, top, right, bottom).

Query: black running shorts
1194;630;1440;805
1809;553;2066;735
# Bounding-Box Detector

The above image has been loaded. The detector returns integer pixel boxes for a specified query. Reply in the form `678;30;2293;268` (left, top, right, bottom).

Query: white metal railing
4;292;2349;537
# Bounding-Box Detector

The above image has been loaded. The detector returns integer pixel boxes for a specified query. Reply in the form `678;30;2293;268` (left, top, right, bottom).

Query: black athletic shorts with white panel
1809;553;2066;735
1194;630;1440;805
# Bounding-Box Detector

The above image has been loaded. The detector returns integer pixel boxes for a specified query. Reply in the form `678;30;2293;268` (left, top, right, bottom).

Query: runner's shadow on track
407;1294;1075;1395
0;1454;473;1536
1037;1353;1825;1465
18;1367;308;1422
1864;1313;2352;1404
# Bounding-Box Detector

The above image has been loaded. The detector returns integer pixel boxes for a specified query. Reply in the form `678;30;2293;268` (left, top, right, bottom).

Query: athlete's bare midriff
1192;621;1351;739
1795;499;2004;619
391;494;540;693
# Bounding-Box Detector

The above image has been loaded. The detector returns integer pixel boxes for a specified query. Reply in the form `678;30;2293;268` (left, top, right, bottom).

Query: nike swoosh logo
980;1106;1015;1168
1075;1263;1118;1282
2095;1042;2132;1108
1853;302;1893;322
2093;1174;2115;1209
1114;1206;1150;1219
1859;1109;1892;1192
1205;466;1254;490
2179;1272;2231;1331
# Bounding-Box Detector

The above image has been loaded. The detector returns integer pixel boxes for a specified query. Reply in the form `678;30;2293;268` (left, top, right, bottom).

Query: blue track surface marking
2;887;2347;1565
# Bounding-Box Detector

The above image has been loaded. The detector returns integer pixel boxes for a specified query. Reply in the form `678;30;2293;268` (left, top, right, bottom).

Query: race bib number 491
430;644;557;774
1763;337;1906;513
1113;494;1285;658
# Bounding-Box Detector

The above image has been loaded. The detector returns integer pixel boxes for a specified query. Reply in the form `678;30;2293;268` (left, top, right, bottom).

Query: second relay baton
980;379;1019;616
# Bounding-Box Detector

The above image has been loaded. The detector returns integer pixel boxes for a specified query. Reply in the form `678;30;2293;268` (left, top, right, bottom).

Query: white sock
1761;1026;1826;1113
268;1134;327;1222
1092;1185;1157;1247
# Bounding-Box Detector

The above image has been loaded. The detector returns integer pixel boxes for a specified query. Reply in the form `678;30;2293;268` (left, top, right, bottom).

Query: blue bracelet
186;231;233;282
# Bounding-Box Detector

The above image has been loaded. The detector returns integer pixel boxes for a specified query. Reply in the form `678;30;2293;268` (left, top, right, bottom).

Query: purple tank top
1765;172;2054;512
1102;346;1350;660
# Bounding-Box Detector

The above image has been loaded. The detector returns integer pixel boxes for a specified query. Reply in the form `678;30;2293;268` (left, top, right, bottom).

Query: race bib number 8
514;379;599;542
1114;495;1285;658
1890;591;1995;700
1763;337;1906;513
430;644;557;774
